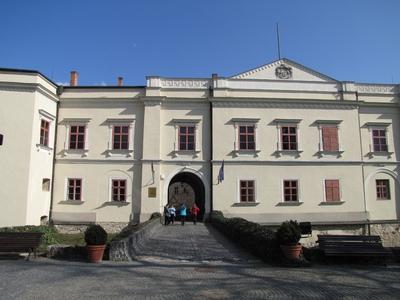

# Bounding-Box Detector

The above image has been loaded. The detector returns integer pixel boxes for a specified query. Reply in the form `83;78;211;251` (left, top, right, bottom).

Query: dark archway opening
168;172;205;221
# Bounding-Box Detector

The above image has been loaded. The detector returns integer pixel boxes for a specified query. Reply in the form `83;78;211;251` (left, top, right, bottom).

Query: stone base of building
271;221;400;248
54;222;129;234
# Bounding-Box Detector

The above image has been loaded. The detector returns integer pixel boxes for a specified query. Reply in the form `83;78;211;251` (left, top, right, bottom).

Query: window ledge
59;200;84;205
62;149;89;157
275;150;303;158
232;202;260;207
106;149;133;157
319;201;345;205
36;144;53;152
367;151;393;158
276;201;303;206
172;150;201;158
233;149;261;157
317;150;344;157
104;201;130;206
376;198;391;201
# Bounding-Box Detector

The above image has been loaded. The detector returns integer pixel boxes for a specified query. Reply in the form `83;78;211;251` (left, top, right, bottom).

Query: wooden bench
317;234;392;257
0;232;43;260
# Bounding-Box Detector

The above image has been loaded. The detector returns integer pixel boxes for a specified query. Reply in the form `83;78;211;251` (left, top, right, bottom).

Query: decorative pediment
231;58;337;82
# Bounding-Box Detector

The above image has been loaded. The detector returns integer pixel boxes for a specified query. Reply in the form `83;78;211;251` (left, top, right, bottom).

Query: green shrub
209;211;280;263
276;220;301;246
84;225;107;245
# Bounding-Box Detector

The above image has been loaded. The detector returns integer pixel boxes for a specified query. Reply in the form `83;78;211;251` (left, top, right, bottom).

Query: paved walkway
134;222;259;263
0;223;400;299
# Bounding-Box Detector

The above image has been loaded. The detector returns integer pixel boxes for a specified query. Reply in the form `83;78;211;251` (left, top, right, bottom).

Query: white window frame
231;118;261;157
171;119;201;157
106;118;135;157
62;118;91;157
366;123;392;157
64;177;84;202
273;119;302;157
37;109;55;151
236;178;258;204
281;179;302;204
108;177;130;203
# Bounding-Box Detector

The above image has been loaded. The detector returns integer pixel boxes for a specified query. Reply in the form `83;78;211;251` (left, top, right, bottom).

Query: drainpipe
356;90;369;234
209;74;217;217
49;87;62;224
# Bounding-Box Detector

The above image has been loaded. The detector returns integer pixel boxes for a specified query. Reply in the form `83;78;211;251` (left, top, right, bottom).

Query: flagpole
276;22;281;60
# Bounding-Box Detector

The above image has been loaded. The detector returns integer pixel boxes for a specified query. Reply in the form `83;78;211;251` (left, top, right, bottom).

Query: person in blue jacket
180;203;187;226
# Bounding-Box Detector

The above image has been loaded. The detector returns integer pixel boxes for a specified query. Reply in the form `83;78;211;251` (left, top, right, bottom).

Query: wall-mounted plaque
148;187;157;198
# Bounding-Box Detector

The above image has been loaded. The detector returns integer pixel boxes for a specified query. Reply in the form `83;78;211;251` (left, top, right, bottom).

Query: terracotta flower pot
280;244;302;259
87;245;106;263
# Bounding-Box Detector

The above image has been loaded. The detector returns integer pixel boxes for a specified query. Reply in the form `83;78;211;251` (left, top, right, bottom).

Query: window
240;180;255;202
42;178;51;191
284;180;298;202
372;129;388;152
69;125;86;150
325;180;340;202
113;125;129;150
40;119;50;147
0;134;3;145
376;179;390;200
239;125;255;150
112;180;126;202
179;125;195;150
67;178;82;201
322;127;339;151
281;126;297;150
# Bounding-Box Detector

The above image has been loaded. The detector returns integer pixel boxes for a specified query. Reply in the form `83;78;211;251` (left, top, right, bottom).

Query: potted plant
276;220;302;259
84;224;108;263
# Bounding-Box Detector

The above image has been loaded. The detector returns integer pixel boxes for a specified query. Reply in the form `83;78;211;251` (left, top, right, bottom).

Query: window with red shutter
322;127;339;151
325;180;340;202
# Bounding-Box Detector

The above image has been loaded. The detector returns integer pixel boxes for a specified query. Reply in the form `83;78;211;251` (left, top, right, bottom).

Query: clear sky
1;0;399;85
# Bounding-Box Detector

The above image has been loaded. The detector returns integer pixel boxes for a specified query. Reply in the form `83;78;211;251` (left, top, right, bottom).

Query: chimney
117;76;123;86
70;71;78;86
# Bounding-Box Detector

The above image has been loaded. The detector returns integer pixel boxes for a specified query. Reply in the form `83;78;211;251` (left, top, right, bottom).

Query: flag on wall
217;160;224;183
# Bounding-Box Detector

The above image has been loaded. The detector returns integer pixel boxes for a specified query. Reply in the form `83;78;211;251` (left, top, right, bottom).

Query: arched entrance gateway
167;171;206;221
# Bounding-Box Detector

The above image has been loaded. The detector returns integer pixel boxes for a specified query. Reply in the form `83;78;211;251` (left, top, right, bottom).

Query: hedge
210;211;281;263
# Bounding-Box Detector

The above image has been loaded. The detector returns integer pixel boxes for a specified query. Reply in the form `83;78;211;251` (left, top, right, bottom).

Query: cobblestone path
134;222;259;263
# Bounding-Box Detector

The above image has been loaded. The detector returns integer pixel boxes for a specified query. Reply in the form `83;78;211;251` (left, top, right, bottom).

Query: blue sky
1;0;399;85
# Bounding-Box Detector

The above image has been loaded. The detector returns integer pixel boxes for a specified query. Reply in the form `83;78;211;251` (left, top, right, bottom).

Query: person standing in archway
190;204;200;225
180;203;187;226
168;205;176;225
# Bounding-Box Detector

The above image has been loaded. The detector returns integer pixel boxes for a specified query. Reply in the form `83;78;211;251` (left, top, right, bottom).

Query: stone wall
279;222;400;248
110;217;161;261
54;222;129;234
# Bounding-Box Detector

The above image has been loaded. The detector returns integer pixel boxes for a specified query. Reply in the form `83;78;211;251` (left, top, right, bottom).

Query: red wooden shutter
325;180;340;202
322;127;339;151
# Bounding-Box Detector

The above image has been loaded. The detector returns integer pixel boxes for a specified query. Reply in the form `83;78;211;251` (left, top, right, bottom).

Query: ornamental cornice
160;78;210;89
0;82;36;93
211;100;357;110
356;84;398;94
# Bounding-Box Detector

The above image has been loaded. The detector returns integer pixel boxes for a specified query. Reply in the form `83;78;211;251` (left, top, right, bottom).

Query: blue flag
218;160;224;183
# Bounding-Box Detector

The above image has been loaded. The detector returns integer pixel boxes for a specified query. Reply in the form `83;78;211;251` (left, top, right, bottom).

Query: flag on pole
217;160;224;183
